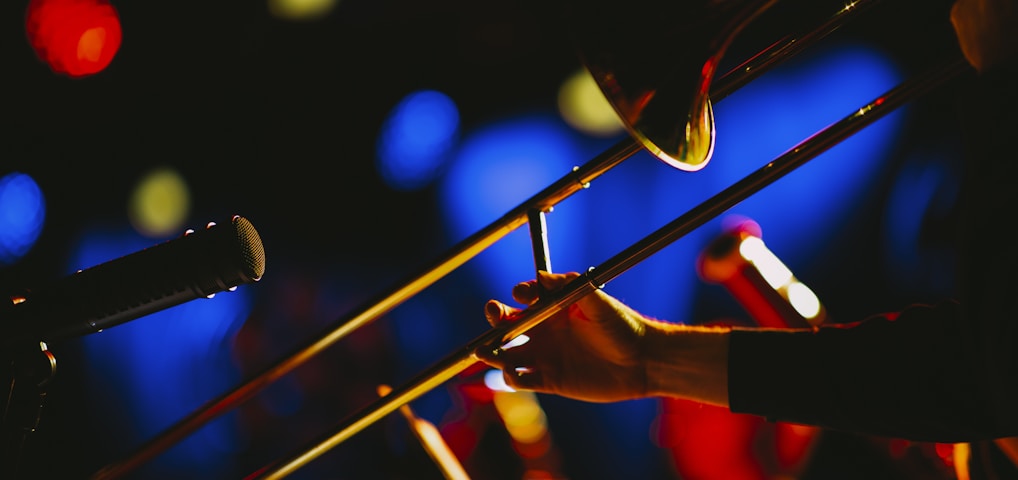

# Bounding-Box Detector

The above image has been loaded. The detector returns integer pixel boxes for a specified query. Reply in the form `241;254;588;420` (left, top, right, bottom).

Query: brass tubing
248;56;969;480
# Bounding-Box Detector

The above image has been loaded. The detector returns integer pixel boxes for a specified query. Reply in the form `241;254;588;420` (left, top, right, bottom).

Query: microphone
1;215;265;349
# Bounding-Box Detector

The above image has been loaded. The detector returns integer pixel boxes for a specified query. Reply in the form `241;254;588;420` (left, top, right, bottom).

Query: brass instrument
90;0;970;478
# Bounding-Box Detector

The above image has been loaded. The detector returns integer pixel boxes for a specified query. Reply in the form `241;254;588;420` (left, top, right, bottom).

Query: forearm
643;322;732;407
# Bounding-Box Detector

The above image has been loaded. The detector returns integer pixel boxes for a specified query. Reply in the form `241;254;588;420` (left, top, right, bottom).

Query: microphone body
1;215;265;348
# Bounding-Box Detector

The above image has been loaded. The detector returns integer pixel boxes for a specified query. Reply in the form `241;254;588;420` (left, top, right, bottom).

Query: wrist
643;322;731;407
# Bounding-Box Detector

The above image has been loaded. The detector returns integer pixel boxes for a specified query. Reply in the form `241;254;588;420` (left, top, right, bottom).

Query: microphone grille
231;215;266;282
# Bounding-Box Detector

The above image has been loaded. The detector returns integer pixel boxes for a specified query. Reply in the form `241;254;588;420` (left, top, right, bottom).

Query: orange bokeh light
25;0;122;78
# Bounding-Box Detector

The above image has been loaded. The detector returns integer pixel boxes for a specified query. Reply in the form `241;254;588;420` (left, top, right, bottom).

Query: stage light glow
128;166;191;238
377;89;460;191
730;230;825;324
493;390;548;444
25;0;122;78
0;172;46;266
557;68;625;137
952;442;972;480
786;281;822;319
267;0;338;21
739;236;793;290
484;369;515;392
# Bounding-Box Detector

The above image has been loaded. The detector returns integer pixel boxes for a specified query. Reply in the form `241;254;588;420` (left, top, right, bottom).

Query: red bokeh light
25;0;122;78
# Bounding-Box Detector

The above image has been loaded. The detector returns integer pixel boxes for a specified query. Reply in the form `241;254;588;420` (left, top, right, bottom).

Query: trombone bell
564;0;779;171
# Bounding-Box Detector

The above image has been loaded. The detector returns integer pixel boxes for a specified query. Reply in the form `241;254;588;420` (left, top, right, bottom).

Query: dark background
1;0;974;478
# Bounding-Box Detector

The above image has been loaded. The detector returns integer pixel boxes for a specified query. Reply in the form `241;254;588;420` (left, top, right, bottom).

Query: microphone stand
2;341;57;480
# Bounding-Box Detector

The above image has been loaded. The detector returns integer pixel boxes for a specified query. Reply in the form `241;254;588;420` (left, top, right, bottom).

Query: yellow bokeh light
557;68;624;138
268;0;338;21
493;390;548;444
128;166;191;238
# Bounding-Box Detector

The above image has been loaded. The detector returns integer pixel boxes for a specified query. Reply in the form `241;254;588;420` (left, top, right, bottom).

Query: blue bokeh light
376;89;460;191
0;172;46;266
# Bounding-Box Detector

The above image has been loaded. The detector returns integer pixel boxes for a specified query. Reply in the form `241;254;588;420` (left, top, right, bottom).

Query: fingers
475;270;584;393
512;270;582;305
473;345;546;393
502;367;544;392
474;305;538;375
949;0;1018;73
473;337;528;382
484;299;504;327
474;340;508;368
478;299;528;370
475;338;521;366
511;279;540;305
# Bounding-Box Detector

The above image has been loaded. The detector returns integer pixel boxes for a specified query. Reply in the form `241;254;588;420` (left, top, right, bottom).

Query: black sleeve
728;61;1018;443
728;301;1016;442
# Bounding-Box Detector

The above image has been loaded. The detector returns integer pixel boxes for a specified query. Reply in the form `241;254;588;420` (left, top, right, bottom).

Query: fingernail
485;300;501;322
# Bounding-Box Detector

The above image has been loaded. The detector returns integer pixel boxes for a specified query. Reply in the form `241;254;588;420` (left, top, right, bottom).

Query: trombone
91;0;970;478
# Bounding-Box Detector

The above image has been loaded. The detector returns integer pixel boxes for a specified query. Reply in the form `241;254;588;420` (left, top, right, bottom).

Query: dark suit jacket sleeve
727;60;1018;443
